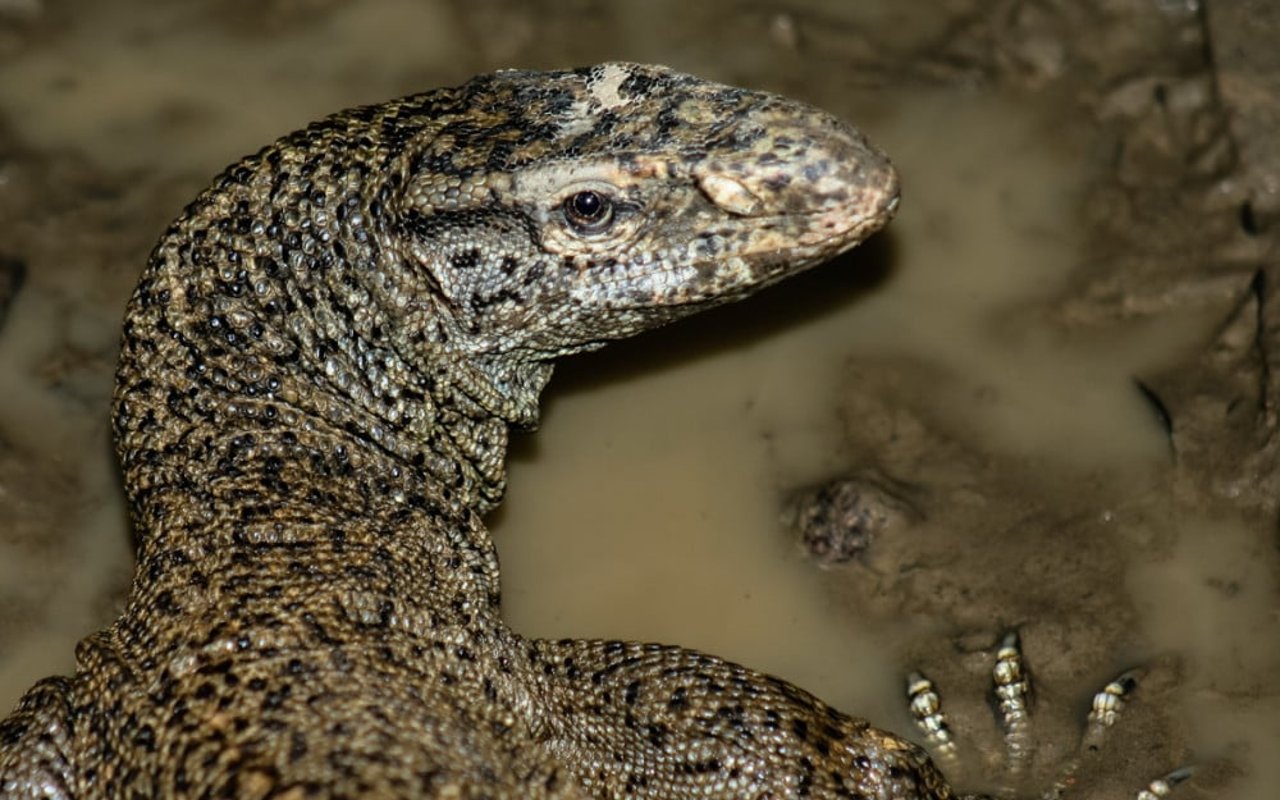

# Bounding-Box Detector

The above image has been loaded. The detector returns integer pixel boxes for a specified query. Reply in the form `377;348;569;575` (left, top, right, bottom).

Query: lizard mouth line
728;173;900;237
713;196;899;258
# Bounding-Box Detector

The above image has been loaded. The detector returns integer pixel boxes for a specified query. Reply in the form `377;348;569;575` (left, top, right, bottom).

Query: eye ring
562;190;615;233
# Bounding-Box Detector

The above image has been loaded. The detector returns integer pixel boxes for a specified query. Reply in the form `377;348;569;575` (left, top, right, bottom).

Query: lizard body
0;63;942;798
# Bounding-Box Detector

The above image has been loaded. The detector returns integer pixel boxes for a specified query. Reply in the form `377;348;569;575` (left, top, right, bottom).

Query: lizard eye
562;190;614;234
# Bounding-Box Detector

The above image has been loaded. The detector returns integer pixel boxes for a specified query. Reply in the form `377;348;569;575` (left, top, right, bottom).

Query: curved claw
1081;667;1146;753
1136;765;1195;799
906;670;959;766
1044;667;1147;798
992;631;1033;779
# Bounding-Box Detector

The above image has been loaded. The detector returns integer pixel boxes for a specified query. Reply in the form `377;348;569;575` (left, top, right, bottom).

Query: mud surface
0;1;1276;798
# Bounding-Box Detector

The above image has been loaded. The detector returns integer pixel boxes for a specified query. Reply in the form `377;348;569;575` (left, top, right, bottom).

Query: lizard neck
109;136;545;656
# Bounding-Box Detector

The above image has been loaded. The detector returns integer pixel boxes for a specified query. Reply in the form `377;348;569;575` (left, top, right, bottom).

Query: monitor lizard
1;61;993;798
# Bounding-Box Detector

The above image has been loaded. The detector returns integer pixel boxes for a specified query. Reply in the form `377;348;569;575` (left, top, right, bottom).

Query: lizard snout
694;109;899;244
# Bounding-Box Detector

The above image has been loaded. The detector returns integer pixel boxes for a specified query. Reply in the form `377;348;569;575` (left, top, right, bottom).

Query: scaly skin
0;63;944;798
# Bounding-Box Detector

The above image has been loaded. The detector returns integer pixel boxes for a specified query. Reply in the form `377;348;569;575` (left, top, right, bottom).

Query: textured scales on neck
2;64;944;800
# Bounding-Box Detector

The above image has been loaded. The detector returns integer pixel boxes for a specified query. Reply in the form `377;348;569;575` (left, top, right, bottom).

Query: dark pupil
571;191;604;219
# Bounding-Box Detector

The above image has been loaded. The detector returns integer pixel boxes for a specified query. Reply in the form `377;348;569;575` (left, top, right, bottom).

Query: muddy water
0;0;472;173
0;1;1275;798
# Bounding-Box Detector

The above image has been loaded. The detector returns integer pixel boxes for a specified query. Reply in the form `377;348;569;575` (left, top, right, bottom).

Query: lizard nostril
697;173;764;216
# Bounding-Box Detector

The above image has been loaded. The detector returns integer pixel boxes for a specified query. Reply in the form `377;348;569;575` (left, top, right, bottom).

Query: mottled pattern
788;476;919;566
0;63;936;798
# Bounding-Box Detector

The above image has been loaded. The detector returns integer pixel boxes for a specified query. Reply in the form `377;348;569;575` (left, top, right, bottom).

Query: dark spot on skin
764;175;791;192
667;687;688;711
450;248;481;271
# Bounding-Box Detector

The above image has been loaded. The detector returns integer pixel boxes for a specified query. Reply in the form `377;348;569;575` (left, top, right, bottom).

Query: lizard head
395;61;897;366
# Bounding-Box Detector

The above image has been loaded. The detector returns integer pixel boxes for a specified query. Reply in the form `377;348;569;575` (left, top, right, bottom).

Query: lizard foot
905;631;1195;800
